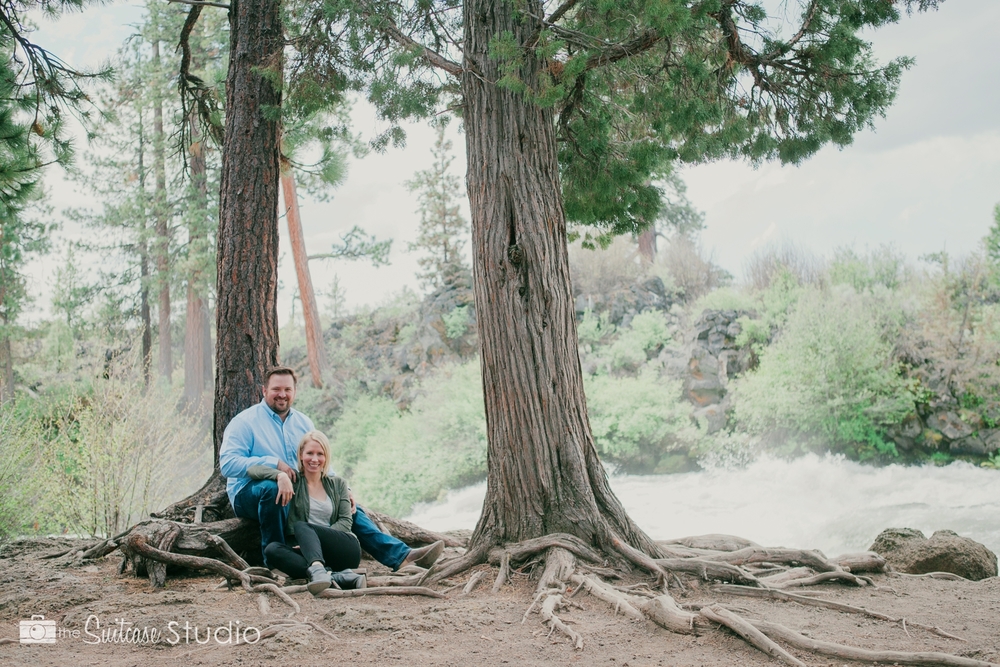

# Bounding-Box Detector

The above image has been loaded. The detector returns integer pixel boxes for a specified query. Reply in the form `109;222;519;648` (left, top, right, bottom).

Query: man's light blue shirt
219;399;315;506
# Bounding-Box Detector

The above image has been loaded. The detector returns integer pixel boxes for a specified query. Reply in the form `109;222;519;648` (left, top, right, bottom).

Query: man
219;366;444;571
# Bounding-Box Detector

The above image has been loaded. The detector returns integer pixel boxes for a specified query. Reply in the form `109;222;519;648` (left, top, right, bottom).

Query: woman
248;430;364;594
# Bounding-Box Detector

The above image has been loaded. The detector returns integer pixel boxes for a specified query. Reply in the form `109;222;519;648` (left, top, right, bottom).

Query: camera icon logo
19;615;56;644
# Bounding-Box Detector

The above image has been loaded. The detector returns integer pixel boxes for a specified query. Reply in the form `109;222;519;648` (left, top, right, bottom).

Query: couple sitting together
219;366;444;594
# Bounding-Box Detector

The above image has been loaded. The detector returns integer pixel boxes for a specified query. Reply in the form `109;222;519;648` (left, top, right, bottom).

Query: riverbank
1;536;998;666
408;454;1000;558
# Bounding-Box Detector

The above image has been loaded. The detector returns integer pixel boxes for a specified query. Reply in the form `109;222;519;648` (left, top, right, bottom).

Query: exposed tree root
752;619;998;667
539;594;583;649
493;550;511;593
536;547;575;593
569;574;644;620
769;570;874;589
714;584;967;641
364;509;468;548
702;547;840;572
461;570;488;595
277;583;444;598
891;571;970;581
700;604;807;667
833;551;887;573
121;532;299;613
655;557;759;585
317;586;445;599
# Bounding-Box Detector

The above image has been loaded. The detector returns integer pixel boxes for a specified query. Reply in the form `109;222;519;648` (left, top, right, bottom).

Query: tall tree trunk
213;0;283;460
0;319;12;404
183;110;212;411
638;228;657;265
152;39;172;384
462;0;658;555
280;160;327;388
138;114;152;387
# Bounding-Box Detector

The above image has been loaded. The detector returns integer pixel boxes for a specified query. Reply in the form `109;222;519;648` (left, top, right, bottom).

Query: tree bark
213;0;283;459
280;160;327;388
138;114;152;387
183;110;212;412
461;0;658;556
0;324;12;403
152;39;172;384
638;228;657;264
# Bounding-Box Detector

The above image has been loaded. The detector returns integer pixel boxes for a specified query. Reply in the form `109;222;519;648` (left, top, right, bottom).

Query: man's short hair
264;366;298;387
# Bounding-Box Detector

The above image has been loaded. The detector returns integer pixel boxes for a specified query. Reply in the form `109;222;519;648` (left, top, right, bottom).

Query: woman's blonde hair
297;430;332;474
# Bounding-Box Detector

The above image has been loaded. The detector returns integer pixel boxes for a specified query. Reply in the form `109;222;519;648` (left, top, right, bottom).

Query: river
406;454;1000;557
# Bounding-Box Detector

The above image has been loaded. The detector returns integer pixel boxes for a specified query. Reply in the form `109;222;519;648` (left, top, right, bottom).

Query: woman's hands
276;471;295;506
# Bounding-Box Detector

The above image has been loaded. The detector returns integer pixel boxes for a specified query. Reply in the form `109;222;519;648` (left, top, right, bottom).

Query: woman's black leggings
263;521;361;578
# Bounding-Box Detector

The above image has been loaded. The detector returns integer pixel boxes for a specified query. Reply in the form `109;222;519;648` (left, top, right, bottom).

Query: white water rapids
406;454;1000;557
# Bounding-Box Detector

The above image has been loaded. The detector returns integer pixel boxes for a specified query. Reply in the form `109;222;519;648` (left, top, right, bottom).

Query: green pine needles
289;0;938;240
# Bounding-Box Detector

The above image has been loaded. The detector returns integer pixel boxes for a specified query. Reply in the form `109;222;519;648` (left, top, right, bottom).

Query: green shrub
578;309;616;347
45;374;211;537
606;311;672;372
0;403;49;541
584;370;691;472
326;393;401;478
829;245;906;293
735;286;914;461
336;361;487;516
442;305;471;339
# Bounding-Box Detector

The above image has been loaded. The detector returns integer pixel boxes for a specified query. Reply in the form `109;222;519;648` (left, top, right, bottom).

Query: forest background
0;0;999;541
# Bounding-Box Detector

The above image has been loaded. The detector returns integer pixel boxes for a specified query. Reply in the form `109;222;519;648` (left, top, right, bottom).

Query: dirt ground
1;537;998;667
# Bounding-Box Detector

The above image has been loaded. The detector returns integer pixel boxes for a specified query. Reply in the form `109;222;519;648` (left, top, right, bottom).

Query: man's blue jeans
232;479;287;566
353;507;410;571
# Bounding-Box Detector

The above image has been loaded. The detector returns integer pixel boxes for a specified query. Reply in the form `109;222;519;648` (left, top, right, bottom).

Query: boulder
926;411;974;441
869;528;997;581
950;435;988;456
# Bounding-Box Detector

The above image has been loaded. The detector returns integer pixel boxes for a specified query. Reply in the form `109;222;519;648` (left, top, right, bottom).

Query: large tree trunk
279;160;327;388
461;0;658;556
183;111;212;412
152;39;173;384
213;0;283;460
138;120;152;387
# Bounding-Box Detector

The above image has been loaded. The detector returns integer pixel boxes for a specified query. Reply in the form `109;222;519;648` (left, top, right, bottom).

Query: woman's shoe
330;569;366;590
306;563;332;595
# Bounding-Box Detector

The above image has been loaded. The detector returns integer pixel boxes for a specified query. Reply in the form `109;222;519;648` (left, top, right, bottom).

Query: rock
692;402;727;435
950;435;988;456
869;528;998;581
926;411;974;441
985;429;1000;453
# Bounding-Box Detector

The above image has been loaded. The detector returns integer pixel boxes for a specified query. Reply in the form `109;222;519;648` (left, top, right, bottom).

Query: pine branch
355;0;463;77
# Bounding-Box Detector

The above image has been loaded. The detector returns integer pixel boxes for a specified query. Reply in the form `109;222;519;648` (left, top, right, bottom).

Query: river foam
405;454;1000;557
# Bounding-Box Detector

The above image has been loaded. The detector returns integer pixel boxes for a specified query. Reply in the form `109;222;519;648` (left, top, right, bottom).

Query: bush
584;370;691;472
735;286;914;461
334;360;488;516
45;371;212;537
829;245;907;292
569;236;644;297
606;311;673;372
655;235;731;301
744;240;824;291
0;403;49;541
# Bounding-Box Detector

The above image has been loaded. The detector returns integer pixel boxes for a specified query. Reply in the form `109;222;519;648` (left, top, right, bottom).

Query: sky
22;0;1000;326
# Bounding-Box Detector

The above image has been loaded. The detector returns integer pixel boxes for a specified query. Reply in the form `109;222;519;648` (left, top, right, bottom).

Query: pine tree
284;0;944;567
406;119;469;291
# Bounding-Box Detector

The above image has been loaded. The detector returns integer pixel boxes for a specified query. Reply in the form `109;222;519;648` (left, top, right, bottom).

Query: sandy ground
1;537;999;667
